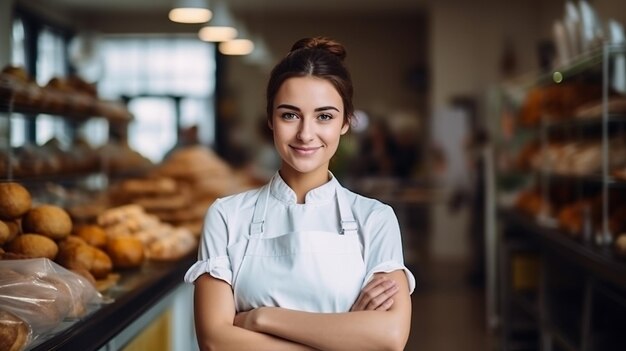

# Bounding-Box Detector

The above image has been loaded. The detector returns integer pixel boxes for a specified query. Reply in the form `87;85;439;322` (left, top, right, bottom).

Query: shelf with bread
0;65;132;123
493;39;626;350
0;64;155;184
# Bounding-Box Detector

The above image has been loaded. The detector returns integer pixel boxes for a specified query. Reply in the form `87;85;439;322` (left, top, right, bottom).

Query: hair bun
290;37;347;61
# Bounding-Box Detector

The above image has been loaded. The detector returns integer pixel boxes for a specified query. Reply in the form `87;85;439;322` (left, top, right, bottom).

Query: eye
281;112;299;120
317;113;333;121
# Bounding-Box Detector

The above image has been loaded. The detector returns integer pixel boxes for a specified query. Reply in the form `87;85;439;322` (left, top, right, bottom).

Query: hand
351;276;399;311
234;310;251;329
234;308;261;331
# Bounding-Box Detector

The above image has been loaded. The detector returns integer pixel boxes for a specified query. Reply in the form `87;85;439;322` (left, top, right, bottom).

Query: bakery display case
0;65;227;350
493;42;626;351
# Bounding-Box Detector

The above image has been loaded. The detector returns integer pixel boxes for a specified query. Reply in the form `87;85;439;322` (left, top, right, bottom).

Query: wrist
251;306;268;332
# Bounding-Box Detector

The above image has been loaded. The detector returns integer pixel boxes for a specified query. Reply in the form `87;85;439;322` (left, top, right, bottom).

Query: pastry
0;220;11;245
119;177;178;196
6;234;58;260
0;219;20;251
73;225;107;249
106;235;145;269
0;270;63;334
22;205;72;241
56;243;113;279
0;310;30;351
0;183;31;220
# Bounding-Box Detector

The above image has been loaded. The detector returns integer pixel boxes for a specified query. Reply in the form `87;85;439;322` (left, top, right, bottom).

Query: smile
290;145;322;155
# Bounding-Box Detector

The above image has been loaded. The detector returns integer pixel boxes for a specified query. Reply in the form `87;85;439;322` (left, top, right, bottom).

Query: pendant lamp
169;0;212;24
198;0;238;42
219;22;254;55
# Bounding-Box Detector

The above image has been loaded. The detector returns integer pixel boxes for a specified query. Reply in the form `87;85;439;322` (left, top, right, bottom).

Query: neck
279;166;330;204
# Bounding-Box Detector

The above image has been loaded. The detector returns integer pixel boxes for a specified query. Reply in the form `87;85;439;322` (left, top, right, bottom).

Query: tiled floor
405;258;496;351
398;203;496;351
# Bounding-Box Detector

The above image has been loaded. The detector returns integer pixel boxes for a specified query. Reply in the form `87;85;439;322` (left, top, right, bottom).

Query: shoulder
341;186;395;218
211;186;264;214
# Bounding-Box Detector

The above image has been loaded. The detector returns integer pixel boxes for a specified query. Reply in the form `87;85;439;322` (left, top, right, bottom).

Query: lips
290;145;322;156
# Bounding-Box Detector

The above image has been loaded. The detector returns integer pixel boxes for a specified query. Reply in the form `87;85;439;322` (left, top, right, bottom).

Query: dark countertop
28;253;196;351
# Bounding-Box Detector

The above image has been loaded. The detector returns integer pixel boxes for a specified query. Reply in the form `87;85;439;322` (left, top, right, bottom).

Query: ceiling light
199;26;238;42
169;0;212;24
198;0;237;42
219;39;255;55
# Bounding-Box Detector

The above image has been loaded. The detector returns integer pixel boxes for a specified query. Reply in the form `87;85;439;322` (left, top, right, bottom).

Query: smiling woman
185;37;415;351
270;77;349;195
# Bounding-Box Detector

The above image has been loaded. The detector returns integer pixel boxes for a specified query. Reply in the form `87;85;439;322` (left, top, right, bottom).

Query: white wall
225;12;427;136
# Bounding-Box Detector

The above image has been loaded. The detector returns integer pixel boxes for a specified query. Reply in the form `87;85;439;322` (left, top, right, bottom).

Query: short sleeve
361;205;416;294
184;199;233;285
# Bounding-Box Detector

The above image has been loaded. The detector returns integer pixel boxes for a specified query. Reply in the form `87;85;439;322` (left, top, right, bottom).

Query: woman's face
270;76;349;178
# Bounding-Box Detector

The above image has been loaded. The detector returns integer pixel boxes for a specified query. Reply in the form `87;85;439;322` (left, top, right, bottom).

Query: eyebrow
276;104;340;112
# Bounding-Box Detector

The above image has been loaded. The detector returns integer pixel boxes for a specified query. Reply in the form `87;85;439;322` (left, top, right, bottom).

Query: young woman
185;37;415;351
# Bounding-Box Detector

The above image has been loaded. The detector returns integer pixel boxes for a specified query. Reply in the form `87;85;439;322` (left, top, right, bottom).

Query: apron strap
250;178;272;236
336;187;357;235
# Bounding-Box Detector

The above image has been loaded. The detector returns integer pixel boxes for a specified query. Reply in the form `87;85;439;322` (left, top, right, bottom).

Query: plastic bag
0;258;104;349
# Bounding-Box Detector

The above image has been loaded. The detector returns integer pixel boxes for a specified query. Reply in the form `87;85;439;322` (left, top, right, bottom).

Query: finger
351;278;388;311
361;278;393;297
364;284;400;310
375;298;394;311
354;280;398;311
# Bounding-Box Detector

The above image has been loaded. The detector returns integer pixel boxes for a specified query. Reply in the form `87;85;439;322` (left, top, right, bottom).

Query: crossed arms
193;270;411;351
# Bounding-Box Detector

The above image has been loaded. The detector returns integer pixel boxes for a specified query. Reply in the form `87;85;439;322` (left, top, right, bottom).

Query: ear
340;121;350;135
267;119;273;130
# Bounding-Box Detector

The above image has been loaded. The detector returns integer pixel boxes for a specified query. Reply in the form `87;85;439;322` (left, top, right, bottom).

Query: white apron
227;180;366;313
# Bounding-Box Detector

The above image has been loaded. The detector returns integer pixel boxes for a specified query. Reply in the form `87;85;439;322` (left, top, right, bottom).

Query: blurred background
1;0;626;350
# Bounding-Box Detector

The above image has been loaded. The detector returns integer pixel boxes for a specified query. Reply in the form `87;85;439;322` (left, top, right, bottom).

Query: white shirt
184;172;416;298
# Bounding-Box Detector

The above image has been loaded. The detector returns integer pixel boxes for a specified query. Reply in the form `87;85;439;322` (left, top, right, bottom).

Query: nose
297;118;314;142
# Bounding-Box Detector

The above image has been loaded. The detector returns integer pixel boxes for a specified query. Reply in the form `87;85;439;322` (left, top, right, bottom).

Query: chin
283;160;328;175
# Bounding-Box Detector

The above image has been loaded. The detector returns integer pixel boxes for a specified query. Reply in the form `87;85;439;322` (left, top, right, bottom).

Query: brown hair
266;37;354;126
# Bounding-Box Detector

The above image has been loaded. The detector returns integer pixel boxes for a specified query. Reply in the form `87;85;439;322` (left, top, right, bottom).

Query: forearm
196;323;317;351
253;308;408;351
193;274;316;351
244;271;412;351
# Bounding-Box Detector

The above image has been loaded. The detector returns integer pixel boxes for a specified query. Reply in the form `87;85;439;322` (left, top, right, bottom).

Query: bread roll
0;310;30;351
106;235;145;269
119;177;178;195
38;275;85;319
6;234;58;260
73;225;107;249
4;220;20;239
22;205;72;240
56;244;112;279
0;183;32;220
70;267;97;287
58;235;87;251
0;269;63;334
0;220;10;245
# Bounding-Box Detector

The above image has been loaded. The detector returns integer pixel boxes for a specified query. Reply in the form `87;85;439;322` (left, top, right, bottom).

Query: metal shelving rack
489;43;626;351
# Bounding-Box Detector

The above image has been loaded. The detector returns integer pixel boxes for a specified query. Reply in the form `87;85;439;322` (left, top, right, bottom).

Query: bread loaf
0;310;30;351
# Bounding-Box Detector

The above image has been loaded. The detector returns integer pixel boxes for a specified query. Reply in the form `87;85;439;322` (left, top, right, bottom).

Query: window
37;27;67;86
98;36;216;162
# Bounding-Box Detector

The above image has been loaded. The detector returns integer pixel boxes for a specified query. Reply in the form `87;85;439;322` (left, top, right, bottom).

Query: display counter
28;253;196;351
